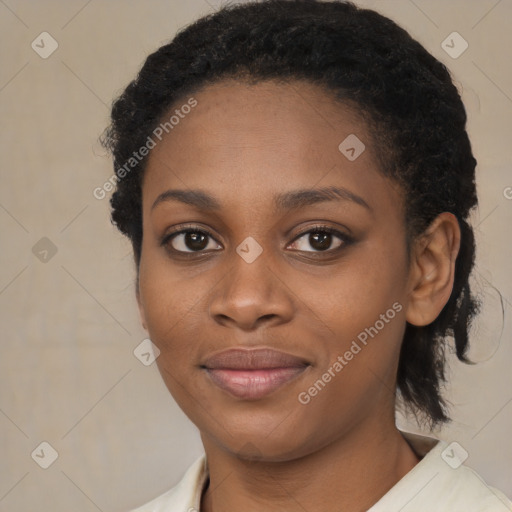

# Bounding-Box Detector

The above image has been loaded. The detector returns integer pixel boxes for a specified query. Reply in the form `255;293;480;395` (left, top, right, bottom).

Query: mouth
202;348;310;400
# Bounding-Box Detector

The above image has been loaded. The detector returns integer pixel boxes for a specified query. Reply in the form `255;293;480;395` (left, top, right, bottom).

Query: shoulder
128;454;207;512
369;432;512;512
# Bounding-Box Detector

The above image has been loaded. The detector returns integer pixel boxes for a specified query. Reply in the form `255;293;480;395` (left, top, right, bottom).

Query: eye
288;226;351;253
161;224;352;256
162;227;222;254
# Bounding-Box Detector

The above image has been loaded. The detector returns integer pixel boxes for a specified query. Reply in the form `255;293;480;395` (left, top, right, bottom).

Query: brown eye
164;229;222;253
288;226;351;253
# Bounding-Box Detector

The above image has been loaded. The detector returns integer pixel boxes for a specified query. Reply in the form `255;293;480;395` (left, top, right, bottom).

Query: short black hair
101;0;479;427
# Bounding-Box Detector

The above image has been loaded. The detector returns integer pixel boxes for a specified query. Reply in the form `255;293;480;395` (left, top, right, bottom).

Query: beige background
0;0;511;510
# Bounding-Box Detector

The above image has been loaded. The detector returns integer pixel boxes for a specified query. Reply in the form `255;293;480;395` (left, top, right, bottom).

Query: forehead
142;79;402;217
159;78;367;154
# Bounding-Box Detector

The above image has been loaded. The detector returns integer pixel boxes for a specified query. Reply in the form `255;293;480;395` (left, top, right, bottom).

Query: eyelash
161;223;353;257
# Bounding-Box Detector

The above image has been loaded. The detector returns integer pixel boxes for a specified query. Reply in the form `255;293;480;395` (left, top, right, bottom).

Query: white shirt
129;432;512;511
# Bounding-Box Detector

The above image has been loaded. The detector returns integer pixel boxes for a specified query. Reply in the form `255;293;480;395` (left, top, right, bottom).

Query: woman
101;1;512;510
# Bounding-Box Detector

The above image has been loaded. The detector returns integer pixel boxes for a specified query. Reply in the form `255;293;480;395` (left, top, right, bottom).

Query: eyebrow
151;186;372;213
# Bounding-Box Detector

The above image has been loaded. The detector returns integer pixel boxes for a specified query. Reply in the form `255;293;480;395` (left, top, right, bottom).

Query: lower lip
205;367;308;400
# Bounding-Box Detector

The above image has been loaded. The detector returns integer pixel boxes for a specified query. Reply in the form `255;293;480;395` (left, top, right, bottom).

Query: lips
202;348;310;400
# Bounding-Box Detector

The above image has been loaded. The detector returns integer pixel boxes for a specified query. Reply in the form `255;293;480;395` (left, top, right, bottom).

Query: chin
204;415;319;463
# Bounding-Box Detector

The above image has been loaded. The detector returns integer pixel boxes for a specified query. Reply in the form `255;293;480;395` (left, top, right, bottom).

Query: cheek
303;237;408;399
318;242;407;335
296;287;406;431
139;262;205;408
138;254;202;361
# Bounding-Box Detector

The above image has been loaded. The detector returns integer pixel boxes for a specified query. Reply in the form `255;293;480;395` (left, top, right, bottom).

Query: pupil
311;232;331;251
186;232;208;251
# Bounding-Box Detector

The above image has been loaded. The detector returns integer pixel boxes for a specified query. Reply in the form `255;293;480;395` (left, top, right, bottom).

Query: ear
405;212;461;327
135;274;148;330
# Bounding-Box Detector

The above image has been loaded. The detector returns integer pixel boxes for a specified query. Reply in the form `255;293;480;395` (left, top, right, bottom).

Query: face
137;79;412;461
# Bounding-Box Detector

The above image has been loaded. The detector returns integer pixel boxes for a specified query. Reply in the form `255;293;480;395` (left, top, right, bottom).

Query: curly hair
101;0;479;427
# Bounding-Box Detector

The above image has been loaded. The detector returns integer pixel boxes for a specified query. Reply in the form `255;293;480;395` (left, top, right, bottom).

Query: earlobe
405;212;461;327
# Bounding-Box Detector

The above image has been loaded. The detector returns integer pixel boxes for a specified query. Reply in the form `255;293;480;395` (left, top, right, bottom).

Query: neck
200;416;420;512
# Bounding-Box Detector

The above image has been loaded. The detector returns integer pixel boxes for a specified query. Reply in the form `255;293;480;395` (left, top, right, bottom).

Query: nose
208;248;295;332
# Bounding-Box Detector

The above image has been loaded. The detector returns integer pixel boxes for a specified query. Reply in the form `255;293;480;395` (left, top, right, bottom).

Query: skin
136;79;460;512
